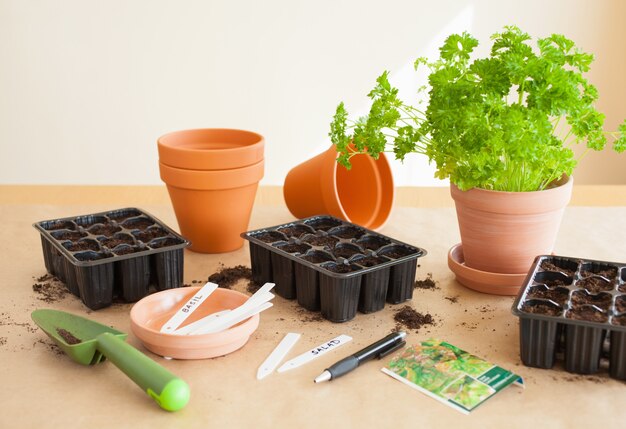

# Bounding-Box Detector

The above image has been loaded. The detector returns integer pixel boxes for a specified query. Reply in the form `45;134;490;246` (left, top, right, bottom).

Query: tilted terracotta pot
159;161;264;253
450;176;573;274
283;145;394;230
158;128;264;170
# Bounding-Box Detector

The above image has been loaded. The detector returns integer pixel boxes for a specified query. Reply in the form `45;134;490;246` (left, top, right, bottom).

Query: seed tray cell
242;215;427;322
512;255;626;380
34;208;189;310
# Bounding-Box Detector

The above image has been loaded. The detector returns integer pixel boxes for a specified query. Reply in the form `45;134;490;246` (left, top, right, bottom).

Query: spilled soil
414;273;438;290
206;264;262;294
444;296;459;304
393;305;435;332
32;274;68;303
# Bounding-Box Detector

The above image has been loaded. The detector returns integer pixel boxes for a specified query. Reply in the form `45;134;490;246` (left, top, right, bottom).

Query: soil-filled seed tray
34;208;189;310
512;255;626;380
242;215;427;322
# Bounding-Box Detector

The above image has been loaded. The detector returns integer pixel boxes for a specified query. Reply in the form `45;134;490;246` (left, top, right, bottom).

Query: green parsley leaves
329;26;626;191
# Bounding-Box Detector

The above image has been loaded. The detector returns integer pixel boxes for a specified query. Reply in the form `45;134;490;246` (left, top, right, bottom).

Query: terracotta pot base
447;243;528;296
159;160;263;254
165;183;259;253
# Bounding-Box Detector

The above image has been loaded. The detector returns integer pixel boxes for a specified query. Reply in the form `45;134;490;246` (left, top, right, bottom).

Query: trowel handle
96;333;190;411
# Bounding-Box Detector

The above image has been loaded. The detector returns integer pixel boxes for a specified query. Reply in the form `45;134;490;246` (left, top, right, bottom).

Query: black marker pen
314;331;407;383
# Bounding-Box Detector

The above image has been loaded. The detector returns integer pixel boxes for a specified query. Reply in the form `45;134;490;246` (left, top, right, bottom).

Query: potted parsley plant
330;26;626;292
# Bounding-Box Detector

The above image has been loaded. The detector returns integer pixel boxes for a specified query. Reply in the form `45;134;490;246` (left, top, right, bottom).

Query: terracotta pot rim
160;159;265;173
451;176;573;215
159;159;264;191
158;128;264;151
451;175;572;195
158;128;264;170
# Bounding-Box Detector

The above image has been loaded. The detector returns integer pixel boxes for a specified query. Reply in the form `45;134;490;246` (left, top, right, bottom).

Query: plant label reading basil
160;282;218;333
277;335;352;372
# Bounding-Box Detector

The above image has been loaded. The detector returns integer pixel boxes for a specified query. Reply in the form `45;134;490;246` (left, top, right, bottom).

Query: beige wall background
1;0;625;186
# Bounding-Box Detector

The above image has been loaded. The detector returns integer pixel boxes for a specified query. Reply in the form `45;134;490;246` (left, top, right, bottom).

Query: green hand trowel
31;309;190;412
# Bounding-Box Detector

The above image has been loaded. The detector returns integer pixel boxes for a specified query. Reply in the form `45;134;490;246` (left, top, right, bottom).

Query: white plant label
277;334;353;373
257;333;301;380
160;282;218;333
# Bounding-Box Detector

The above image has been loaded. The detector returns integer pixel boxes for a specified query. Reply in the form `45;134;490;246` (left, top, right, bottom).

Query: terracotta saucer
447;243;529;296
130;287;260;359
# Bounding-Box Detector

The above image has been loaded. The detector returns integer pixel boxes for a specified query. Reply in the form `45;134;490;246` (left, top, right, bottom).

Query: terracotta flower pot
158;129;264;170
159;161;264;253
283;145;394;230
450;176;573;275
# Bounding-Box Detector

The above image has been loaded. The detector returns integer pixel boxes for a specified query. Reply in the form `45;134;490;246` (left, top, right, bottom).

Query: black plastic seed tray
242;215;427;322
512;255;626;380
34;208;189;310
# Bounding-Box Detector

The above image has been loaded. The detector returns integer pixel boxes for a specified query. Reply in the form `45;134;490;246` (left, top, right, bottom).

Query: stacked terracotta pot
158;129;264;253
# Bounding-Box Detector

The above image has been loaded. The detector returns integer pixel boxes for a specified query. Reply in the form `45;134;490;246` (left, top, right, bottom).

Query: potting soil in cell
34;208;189;310
512;255;626;380
243;215;427;322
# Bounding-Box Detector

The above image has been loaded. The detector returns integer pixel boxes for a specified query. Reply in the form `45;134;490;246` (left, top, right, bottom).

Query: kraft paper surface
1;204;626;428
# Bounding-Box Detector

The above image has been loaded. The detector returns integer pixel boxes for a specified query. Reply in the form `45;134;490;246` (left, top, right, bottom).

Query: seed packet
382;339;523;414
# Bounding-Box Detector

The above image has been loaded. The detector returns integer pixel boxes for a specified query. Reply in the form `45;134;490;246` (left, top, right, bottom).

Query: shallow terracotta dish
130;287;259;359
447;243;529;296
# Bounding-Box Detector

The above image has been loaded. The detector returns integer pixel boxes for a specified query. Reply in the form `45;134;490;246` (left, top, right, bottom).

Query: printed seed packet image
381;339;523;414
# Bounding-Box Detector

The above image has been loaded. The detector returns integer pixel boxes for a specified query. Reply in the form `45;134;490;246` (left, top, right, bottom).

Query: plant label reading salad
382;339;523;415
